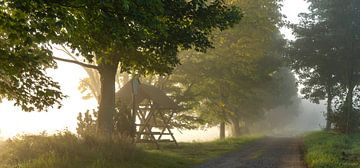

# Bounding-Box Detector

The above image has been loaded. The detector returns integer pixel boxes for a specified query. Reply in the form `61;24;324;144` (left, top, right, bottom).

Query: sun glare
280;0;309;40
0;50;97;138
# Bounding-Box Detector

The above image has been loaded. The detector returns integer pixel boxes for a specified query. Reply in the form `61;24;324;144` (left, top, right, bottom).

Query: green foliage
0;131;136;168
77;108;135;138
2;0;242;74
77;110;97;138
0;1;65;111
304;131;360;168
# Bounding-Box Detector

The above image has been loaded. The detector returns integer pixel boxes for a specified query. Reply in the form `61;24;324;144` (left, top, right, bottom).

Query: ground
194;137;306;168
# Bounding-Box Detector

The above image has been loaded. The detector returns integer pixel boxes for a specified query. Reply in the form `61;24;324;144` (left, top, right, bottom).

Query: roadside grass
0;132;260;168
304;131;360;168
138;136;260;168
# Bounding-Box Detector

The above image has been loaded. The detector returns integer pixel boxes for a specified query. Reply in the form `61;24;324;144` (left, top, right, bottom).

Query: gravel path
194;137;306;168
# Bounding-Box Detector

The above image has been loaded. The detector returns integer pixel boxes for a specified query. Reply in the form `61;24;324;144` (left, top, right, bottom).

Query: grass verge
304;131;360;168
137;136;260;168
0;132;260;168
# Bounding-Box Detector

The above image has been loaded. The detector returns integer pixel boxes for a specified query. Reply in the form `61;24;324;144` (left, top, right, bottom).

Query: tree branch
53;56;99;70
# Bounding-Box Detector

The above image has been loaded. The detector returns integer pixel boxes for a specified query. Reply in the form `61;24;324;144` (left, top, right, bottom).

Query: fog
174;98;326;142
0;0;317;142
288;100;326;133
0;79;325;142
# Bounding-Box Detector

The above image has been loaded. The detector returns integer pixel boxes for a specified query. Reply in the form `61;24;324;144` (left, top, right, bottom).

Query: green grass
0;132;260;168
304;131;360;168
0;132;137;168
136;136;260;168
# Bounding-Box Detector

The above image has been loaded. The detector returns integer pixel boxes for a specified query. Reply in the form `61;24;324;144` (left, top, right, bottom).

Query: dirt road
194;137;306;168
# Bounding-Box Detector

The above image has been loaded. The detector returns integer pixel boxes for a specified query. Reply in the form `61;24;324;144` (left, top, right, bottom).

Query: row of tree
1;0;317;139
164;0;300;137
0;0;241;136
76;0;301;139
289;0;360;133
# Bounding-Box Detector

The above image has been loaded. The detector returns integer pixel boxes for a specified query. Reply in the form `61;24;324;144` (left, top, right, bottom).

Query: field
304;131;360;168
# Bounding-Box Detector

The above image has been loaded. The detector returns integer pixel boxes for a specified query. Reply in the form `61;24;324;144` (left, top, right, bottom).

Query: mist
173;98;326;142
288;100;326;133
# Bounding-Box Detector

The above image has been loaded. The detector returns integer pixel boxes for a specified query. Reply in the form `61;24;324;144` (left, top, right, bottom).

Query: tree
288;14;340;130
289;0;360;133
1;0;241;135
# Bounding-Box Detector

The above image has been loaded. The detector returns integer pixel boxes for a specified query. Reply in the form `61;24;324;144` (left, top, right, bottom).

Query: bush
0;131;137;168
77;110;97;138
77;108;135;139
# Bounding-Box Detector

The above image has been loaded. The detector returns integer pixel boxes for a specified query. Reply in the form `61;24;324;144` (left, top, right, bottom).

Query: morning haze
0;0;358;168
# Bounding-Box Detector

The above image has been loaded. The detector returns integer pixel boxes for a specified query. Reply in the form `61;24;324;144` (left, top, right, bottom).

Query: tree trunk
325;96;332;131
230;117;241;137
325;82;333;131
344;65;355;134
345;77;355;134
243;120;249;134
219;122;225;140
97;62;118;136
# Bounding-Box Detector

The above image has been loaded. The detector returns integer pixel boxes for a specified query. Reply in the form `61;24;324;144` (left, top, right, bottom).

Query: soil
194;137;306;168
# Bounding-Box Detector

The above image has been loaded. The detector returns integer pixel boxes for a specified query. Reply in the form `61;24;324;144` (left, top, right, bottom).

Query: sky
281;0;309;40
0;0;314;140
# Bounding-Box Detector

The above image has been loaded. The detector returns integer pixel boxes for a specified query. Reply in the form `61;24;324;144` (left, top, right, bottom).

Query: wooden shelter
116;78;178;148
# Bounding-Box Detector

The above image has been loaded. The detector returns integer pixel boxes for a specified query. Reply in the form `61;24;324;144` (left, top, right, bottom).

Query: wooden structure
116;78;178;148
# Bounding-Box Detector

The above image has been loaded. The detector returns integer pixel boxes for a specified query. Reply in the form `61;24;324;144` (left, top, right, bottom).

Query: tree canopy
0;0;241;134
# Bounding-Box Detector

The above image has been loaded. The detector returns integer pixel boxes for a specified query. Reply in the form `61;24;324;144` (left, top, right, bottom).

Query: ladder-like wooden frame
134;101;178;149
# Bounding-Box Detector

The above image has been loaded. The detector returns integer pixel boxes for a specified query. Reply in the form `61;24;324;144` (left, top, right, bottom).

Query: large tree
1;0;241;135
290;0;360;133
288;13;340;130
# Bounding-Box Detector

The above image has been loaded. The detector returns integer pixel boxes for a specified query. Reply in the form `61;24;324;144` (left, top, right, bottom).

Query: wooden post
132;77;140;141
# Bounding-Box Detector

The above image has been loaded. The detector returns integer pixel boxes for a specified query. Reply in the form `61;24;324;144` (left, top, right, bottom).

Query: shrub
77;107;135;139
